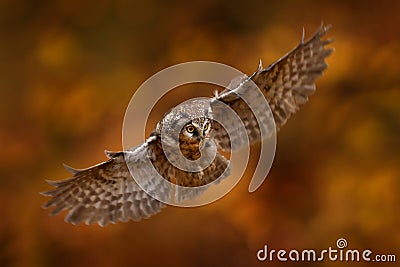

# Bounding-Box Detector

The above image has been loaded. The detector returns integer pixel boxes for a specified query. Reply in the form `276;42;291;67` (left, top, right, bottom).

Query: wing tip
104;150;122;159
62;163;80;175
318;21;332;36
39;189;51;197
256;59;263;73
104;150;114;158
295;22;333;50
44;179;61;187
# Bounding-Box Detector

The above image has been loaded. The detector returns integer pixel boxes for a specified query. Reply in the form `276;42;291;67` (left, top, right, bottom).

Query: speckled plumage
41;24;333;226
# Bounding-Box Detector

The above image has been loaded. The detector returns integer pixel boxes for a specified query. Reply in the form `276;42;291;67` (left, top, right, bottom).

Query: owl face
182;118;212;141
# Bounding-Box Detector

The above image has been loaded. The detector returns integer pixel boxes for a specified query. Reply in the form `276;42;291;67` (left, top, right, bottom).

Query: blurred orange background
1;0;399;266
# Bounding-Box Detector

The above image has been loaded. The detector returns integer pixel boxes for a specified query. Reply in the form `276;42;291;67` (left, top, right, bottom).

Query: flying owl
41;24;334;226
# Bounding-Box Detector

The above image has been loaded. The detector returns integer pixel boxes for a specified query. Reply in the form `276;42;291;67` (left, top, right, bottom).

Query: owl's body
42;24;334;226
150;118;228;187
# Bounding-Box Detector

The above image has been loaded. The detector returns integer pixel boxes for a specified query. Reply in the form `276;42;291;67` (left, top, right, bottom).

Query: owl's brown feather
41;148;166;226
252;24;333;128
211;24;333;150
42;24;332;226
42;135;229;226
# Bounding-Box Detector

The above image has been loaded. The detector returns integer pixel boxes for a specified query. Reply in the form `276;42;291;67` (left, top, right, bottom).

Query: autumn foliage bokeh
1;1;399;267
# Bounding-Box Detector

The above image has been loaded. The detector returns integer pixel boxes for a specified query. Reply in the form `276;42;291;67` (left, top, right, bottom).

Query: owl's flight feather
211;24;333;150
41;140;166;226
42;24;333;226
42;135;229;226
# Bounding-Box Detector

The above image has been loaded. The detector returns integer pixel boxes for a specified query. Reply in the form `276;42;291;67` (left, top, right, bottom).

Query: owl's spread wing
251;24;333;128
211;24;333;150
42;136;231;225
41;138;166;226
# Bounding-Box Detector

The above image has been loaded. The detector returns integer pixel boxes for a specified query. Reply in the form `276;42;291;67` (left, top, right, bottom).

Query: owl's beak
201;130;209;138
198;138;206;150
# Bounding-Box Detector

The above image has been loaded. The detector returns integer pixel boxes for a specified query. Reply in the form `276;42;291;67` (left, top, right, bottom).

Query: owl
41;24;333;226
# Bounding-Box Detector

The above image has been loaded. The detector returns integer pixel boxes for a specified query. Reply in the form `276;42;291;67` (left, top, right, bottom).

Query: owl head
157;98;214;159
181;117;212;141
178;117;212;160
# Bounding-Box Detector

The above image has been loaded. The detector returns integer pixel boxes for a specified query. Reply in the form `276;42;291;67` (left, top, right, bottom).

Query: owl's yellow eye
203;122;209;131
186;125;195;133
